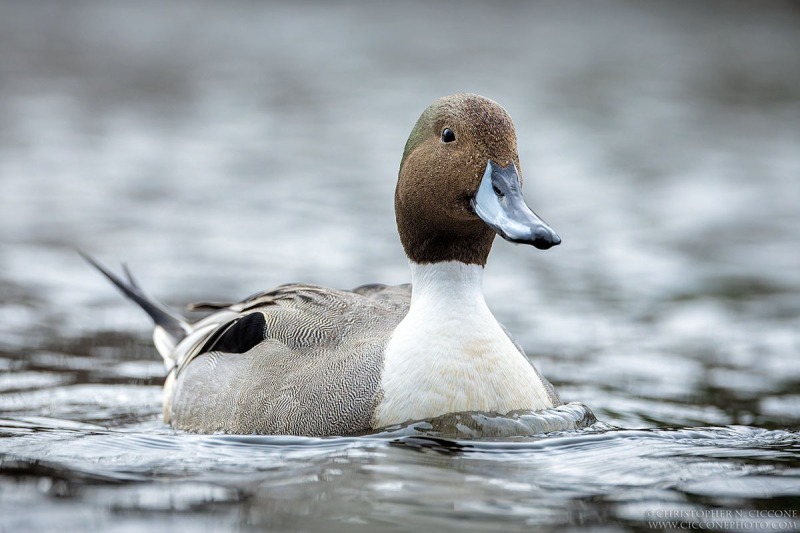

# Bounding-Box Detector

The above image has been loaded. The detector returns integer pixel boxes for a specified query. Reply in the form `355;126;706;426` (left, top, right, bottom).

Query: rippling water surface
1;2;799;531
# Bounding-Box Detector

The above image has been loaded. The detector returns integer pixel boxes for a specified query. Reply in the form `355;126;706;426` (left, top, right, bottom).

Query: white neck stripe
409;261;485;306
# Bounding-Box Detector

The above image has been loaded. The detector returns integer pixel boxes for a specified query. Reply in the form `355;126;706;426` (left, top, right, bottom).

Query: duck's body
165;282;410;435
86;93;563;436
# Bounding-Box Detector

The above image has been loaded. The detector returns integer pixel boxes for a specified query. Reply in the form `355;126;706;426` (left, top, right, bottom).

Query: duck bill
470;160;561;250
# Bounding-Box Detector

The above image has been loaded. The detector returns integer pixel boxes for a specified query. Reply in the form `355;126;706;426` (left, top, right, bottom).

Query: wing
165;283;412;436
173;283;411;373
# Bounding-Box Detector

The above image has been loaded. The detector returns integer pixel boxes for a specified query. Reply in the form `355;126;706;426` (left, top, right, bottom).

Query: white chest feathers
373;262;554;428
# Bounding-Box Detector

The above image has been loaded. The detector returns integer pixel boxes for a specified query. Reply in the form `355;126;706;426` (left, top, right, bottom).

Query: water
1;1;799;531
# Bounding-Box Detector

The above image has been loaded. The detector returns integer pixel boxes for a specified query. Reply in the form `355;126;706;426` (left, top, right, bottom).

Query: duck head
396;93;561;266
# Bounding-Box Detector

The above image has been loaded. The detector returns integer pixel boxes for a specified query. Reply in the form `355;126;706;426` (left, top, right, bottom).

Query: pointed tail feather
80;251;190;356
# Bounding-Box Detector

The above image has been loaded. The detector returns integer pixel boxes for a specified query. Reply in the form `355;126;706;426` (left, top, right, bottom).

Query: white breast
373;261;555;428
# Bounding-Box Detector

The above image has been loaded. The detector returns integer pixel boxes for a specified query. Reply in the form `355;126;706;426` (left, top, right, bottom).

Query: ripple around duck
374;402;598;440
2;413;798;476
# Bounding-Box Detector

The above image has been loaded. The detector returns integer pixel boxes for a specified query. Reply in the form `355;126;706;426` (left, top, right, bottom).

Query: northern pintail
85;93;563;436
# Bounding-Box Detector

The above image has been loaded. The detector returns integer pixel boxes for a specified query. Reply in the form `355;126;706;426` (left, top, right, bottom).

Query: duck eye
441;128;456;143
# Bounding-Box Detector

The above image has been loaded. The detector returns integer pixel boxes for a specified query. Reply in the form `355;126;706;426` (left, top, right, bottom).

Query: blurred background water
1;1;799;531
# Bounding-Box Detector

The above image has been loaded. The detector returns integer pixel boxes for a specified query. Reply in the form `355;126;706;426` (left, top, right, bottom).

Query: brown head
395;93;560;266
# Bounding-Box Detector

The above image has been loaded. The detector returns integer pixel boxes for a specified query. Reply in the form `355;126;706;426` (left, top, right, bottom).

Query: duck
83;93;563;437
